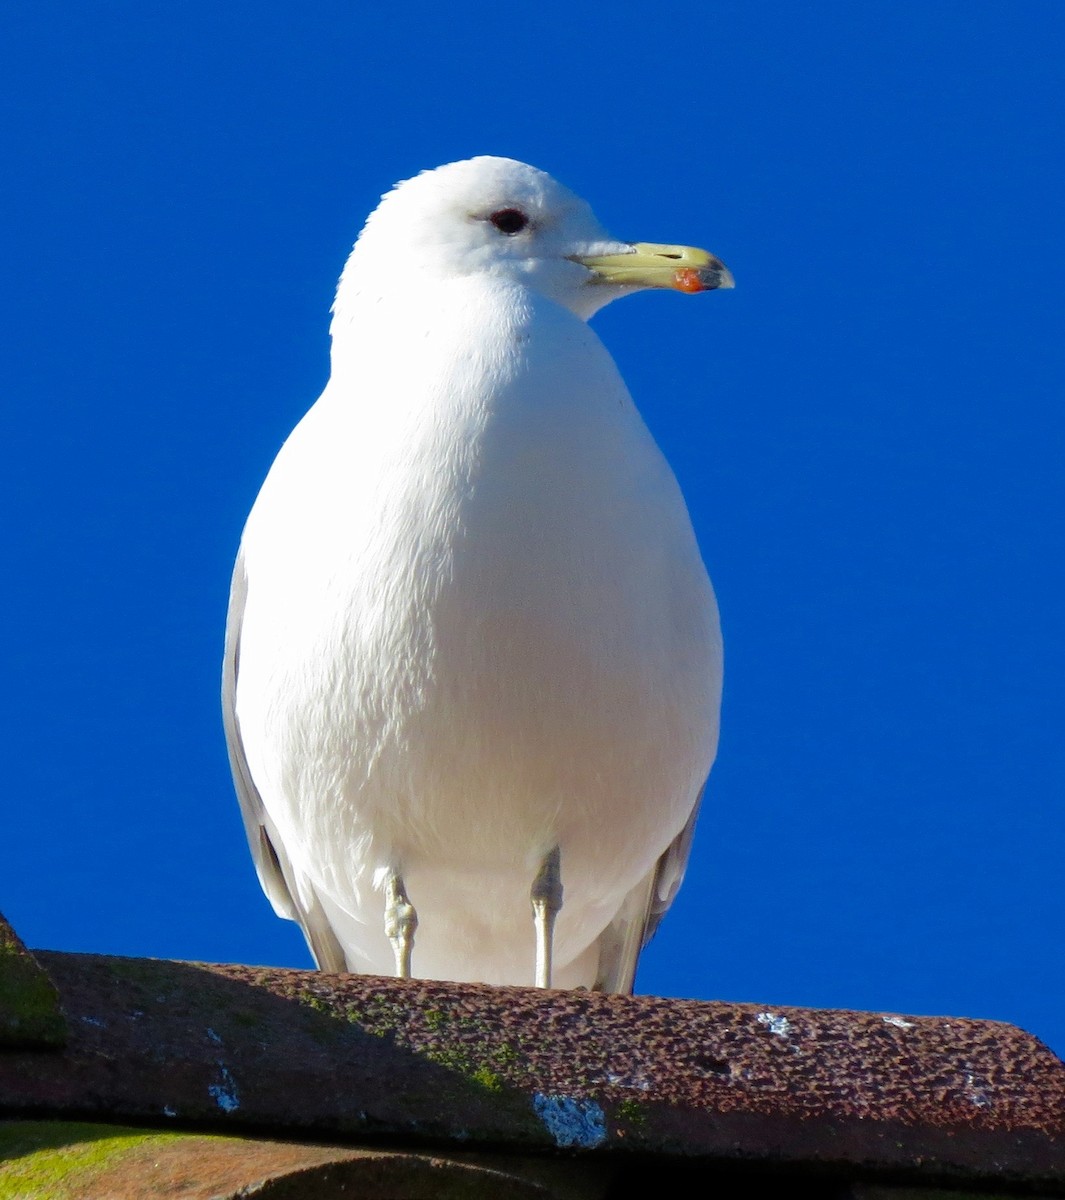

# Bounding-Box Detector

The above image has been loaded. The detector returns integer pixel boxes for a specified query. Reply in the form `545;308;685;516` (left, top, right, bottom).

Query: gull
223;156;730;992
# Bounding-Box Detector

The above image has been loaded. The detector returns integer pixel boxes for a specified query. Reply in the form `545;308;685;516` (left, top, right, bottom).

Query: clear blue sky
3;3;1063;1054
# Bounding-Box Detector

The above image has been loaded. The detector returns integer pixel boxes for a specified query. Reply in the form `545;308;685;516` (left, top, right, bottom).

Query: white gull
223;156;731;991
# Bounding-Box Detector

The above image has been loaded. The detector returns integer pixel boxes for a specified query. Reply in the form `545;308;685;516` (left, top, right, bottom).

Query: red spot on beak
673;268;707;294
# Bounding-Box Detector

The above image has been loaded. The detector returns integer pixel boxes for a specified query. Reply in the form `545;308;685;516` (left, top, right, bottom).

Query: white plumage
223;156;729;991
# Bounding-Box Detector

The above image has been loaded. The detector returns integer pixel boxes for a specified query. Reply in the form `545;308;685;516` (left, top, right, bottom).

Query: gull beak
571;242;734;294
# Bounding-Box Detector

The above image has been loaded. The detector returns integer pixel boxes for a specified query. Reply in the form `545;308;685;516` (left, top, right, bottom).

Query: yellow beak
571;242;734;294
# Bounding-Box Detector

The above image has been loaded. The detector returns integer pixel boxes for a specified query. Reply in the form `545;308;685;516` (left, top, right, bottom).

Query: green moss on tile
296;989;331;1014
230;1009;263;1029
0;1121;181;1200
615;1098;647;1128
469;1066;504;1091
0;920;67;1048
287;983;527;1096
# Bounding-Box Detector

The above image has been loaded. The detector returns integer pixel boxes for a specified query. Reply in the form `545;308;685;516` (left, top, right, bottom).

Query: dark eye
489;208;529;235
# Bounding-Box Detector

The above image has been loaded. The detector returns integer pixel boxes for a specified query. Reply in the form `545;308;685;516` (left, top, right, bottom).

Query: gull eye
489;208;529;235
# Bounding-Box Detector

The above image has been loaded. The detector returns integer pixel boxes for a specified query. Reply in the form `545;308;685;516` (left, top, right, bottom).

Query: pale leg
383;871;418;979
530;845;563;988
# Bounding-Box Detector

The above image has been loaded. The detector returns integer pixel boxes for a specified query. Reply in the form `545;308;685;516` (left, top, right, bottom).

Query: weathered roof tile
1;937;1063;1191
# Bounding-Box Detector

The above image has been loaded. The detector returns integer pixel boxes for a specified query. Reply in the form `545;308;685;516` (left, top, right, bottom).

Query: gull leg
383;871;418;979
530;845;563;989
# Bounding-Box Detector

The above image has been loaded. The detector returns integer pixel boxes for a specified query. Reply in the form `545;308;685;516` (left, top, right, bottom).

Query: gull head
334;156;733;322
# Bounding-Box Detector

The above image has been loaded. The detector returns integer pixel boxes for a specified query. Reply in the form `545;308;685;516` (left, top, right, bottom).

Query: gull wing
221;549;348;972
593;788;704;994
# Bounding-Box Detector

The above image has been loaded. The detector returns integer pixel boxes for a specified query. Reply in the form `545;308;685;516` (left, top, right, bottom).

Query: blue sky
3;3;1063;1054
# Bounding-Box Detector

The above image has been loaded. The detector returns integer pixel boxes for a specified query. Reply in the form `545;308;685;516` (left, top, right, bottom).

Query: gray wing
221;549;348;972
593;788;704;994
